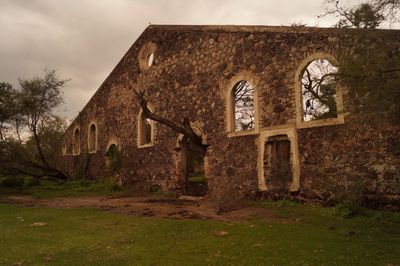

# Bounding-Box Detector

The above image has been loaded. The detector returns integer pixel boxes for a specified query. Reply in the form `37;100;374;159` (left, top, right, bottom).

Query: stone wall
60;25;400;206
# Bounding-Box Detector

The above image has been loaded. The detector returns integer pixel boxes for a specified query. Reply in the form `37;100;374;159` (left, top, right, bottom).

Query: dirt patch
0;194;290;222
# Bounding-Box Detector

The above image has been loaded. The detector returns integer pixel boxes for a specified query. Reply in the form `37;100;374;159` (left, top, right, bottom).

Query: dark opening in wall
106;143;121;175
73;128;80;155
185;147;207;197
88;123;96;153
264;135;292;194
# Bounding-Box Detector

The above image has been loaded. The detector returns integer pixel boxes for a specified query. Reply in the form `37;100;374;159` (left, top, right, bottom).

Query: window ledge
297;115;344;129
88;150;97;154
227;129;259;138
138;143;154;149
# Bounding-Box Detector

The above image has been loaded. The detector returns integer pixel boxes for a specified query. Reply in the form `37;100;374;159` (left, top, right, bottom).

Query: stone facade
61;25;400;206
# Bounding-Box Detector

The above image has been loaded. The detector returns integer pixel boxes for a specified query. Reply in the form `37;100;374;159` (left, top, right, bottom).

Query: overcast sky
0;0;342;119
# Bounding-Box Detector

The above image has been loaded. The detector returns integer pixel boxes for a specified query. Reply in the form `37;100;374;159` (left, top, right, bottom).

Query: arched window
61;143;67;156
301;58;338;122
139;42;157;71
73;127;80;155
147;53;154;67
231;80;255;132
138;109;154;147
105;143;121;175
88;123;97;153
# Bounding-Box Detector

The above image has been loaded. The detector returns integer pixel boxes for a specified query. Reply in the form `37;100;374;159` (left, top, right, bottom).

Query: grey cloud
0;0;337;119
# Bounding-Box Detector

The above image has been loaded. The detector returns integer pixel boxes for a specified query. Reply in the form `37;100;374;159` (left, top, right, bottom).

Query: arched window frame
87;122;98;153
138;42;157;72
106;138;120;152
72;126;80;156
137;106;156;148
295;53;345;128
105;138;121;172
61;143;67;156
225;71;260;137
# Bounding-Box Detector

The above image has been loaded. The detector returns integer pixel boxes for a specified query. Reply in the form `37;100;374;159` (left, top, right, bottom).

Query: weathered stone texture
60;25;400;206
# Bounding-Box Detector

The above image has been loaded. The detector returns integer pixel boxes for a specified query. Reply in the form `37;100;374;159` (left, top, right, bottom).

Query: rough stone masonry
60;25;400;207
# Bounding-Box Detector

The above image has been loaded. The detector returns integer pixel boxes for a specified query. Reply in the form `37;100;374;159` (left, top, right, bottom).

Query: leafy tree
0;70;70;180
0;82;18;140
323;0;399;28
321;0;400;118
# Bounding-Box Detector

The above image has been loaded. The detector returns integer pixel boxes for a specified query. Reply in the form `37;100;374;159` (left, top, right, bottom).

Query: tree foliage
338;32;400;116
323;0;399;28
321;0;400;119
301;59;338;121
0;70;70;180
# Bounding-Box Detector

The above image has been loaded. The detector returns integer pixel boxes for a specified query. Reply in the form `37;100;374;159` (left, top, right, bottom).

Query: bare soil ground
0;194;290;222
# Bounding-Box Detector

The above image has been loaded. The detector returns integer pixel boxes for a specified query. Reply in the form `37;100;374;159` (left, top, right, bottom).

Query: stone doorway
185;147;207;197
175;137;208;197
263;135;293;195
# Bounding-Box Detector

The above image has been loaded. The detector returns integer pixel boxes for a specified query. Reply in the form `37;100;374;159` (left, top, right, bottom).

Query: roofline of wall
65;26;151;133
147;24;400;35
64;23;400;135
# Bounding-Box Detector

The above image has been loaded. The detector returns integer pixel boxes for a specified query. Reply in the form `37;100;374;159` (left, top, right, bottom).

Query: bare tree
133;89;206;153
233;80;255;131
301;59;338;121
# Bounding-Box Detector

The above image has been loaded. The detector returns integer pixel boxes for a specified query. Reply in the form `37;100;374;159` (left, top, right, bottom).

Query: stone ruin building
61;25;400;206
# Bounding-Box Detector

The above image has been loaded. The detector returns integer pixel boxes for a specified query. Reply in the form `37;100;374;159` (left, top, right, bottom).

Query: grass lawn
0;178;125;199
0;201;399;265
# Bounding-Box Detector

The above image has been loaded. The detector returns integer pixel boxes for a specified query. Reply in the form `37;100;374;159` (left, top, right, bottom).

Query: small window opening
231;80;255;131
301;59;338;122
62;144;67;156
73;128;80;155
139;112;153;146
147;53;154;67
88;123;97;153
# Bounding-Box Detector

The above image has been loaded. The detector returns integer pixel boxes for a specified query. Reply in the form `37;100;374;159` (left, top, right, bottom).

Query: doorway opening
185;146;207;197
176;136;207;197
263;135;292;195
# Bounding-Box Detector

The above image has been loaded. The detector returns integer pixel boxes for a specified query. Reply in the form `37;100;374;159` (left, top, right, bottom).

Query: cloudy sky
0;0;342;119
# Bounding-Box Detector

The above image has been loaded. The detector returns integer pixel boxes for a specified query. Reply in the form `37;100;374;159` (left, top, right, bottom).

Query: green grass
0;177;125;199
0;202;399;265
187;175;207;183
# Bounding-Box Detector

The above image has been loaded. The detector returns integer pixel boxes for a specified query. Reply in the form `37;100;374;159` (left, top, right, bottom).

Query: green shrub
335;201;366;218
148;184;161;193
0;176;25;189
110;183;122;192
188;175;206;183
25;178;41;188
